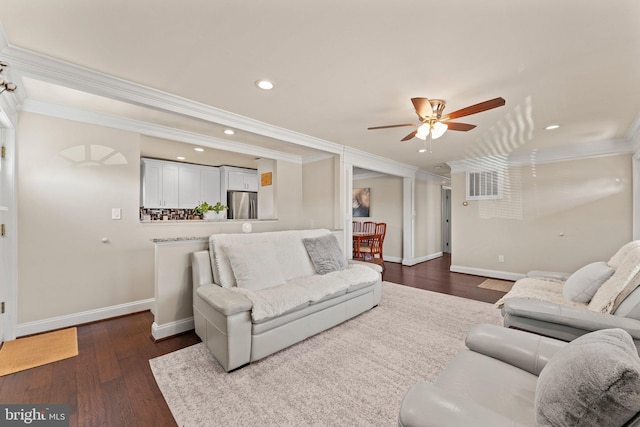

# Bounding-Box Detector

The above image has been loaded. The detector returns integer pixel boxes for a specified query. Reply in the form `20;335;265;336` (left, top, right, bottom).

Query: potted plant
194;201;228;221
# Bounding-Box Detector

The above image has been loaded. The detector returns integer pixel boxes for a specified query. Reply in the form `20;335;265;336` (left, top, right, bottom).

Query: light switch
111;208;121;220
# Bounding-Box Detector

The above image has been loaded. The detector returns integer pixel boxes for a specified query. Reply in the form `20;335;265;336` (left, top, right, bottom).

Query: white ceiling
0;1;639;175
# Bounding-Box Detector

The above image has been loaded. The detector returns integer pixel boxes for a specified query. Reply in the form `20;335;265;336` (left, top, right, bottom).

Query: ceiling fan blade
411;98;432;120
443;97;505;120
367;123;416;130
401;130;417;141
444;122;477;131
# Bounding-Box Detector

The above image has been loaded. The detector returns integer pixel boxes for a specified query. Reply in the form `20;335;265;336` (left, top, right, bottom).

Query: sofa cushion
562;261;614;303
535;328;640;427
303;234;348;275
225;242;286;291
210;229;330;288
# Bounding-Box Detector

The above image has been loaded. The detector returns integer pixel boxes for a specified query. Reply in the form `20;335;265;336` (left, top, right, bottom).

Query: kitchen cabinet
141;158;221;209
141;159;179;208
225;168;258;192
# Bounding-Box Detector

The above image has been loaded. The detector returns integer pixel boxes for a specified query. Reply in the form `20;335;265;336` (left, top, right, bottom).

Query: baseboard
16;298;155;337
383;255;402;263
450;265;525;281
402;252;443;266
152;317;195;341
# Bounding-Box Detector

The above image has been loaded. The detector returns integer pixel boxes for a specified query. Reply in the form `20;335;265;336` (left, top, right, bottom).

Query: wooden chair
352;221;362;233
362;221;376;234
358;233;385;270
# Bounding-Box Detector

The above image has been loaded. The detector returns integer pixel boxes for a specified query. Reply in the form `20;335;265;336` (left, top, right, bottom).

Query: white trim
402;252;443;266
416;169;449;183
634;151;640;240
450;265;525;281
22;99;304;164
15;298;155;338
448;139;634;173
383;255;402;263
151;317;195;341
1;43;345;156
301;151;336;165
344;146;418;178
627;113;640;151
353;170;387;180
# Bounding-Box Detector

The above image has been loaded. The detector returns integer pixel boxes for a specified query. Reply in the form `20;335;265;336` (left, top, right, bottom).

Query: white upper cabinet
178;165;202;208
200;167;221;206
141;158;221;209
224;167;258;192
141;159;179;208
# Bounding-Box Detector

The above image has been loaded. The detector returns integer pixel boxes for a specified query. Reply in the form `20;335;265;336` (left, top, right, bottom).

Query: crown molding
301;151;336;165
353;170;387;180
343;146;419;178
22;98;303;164
415;169;450;183
447;138;634;173
0;42;345;156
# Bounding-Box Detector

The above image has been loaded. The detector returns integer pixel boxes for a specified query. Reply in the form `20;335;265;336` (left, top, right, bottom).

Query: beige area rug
0;327;78;376
477;278;515;292
150;282;504;427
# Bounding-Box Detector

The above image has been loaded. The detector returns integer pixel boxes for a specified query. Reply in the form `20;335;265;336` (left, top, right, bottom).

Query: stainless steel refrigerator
227;191;258;219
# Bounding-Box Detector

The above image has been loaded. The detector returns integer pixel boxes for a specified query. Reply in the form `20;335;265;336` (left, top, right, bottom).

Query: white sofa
191;229;383;371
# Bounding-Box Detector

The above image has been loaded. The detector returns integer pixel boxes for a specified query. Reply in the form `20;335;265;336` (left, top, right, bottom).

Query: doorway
442;187;452;253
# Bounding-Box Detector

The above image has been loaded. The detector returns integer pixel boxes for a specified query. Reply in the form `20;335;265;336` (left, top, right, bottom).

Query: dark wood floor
0;254;506;427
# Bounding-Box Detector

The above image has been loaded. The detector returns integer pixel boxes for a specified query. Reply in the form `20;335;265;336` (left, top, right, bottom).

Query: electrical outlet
498;255;505;263
111;208;121;220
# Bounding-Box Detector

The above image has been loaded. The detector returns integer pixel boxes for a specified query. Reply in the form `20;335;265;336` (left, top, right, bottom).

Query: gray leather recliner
398;324;640;427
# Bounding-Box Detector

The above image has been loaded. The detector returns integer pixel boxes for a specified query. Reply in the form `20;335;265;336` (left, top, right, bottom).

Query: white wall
415;178;443;259
16;112;305;327
302;157;336;230
451;154;633;275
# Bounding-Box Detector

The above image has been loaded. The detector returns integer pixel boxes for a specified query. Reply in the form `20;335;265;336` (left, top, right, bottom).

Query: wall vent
466;170;502;200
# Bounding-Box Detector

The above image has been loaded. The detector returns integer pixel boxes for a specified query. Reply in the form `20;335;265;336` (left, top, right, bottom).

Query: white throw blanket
494;277;587;309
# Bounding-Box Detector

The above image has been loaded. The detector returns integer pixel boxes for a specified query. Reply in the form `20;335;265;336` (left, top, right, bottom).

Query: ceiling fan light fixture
416;123;430;140
431;121;448;139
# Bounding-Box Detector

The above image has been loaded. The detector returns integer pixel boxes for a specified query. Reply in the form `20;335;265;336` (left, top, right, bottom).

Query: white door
178;165;201;208
201;167;221;205
141;160;163;208
162;163;180;208
442;188;452;253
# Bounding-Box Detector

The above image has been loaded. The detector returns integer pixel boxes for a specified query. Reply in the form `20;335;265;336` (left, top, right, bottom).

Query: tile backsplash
139;207;204;221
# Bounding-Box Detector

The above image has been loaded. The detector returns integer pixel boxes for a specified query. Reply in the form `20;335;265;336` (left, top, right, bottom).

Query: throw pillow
562;261;614;303
535;328;640;427
224;242;286;291
303;234;348;275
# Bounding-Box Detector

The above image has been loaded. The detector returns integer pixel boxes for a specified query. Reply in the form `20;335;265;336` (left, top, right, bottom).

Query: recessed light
176;156;186;160
418;148;427;153
255;79;274;90
194;147;204;152
224;129;235;135
545;124;560;130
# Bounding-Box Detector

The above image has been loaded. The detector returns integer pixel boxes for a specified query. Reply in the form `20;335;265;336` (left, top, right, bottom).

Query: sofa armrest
196;285;252;316
398;382;523;427
192;250;214;289
348;259;383;273
526;270;571;281
502;298;640;339
464;324;565;376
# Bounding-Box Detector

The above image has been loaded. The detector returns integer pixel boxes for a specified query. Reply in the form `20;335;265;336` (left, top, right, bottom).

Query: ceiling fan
368;97;506;141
